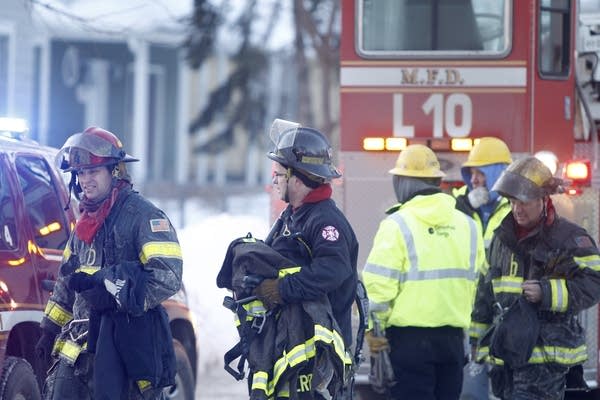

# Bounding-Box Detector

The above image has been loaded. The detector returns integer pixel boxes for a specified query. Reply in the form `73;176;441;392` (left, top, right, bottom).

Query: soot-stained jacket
40;187;183;367
218;236;350;399
470;210;600;367
268;197;359;348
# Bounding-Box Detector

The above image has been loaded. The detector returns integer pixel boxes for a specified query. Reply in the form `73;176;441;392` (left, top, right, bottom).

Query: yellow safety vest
452;185;511;250
363;193;486;330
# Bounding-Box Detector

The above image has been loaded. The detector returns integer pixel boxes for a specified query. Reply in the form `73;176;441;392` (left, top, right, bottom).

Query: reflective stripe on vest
364;213;479;283
469;321;490;341
482;199;510;249
55;338;86;364
574;254;600;271
139;241;182;263
251;324;351;397
548;278;568;312
479;343;587;366
44;300;73;327
137;380;152;393
492;276;524;295
76;265;100;275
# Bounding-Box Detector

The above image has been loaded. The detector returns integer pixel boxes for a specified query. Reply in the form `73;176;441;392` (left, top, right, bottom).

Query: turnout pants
43;353;166;400
490;364;568;400
43;354;93;400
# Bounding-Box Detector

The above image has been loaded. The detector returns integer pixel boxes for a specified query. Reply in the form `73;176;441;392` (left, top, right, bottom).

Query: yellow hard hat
389;144;446;178
492;156;563;202
463;137;512;167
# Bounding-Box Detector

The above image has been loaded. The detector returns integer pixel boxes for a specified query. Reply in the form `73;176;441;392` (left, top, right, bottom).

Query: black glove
242;274;264;291
35;330;56;364
79;285;116;312
253;279;284;310
59;254;80;276
68;272;97;292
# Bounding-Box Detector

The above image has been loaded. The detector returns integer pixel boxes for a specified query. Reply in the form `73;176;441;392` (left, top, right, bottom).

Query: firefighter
471;156;600;400
35;127;182;400
454;137;512;400
252;119;359;398
363;144;487;400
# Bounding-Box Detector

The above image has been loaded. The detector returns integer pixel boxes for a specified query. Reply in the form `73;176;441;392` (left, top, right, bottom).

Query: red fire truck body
338;0;600;392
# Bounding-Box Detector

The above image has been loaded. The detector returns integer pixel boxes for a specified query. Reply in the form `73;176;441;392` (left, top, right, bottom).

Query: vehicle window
15;156;69;250
358;0;510;57
539;0;570;77
0;161;17;251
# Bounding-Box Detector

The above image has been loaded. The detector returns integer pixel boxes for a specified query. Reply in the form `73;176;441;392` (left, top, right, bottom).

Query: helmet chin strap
64;170;85;211
540;196;549;222
283;183;290;203
283;169;292;203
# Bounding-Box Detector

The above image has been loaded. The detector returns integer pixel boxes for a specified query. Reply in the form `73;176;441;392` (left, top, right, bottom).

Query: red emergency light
564;159;591;187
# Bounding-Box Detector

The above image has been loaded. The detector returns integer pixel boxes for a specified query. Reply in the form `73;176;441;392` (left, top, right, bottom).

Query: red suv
0;127;197;400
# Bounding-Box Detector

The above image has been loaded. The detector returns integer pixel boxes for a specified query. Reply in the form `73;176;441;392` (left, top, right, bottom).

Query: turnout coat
218;236;351;399
40;187;182;394
470;211;600;367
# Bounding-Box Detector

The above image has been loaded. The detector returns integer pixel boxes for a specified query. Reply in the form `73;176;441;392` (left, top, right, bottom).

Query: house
0;0;191;187
0;0;330;206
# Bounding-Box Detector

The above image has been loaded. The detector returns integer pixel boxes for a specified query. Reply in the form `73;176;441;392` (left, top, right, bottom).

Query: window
0;158;17;251
539;0;570;77
358;0;511;58
30;46;42;141
15;156;69;250
0;35;8;115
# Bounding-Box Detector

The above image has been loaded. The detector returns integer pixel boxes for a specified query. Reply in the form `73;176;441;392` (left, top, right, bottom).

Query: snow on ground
166;191;271;376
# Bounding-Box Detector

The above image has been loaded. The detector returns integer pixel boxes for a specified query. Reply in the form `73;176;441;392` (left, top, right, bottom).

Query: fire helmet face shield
492;156;563;202
267;119;341;180
55;127;138;172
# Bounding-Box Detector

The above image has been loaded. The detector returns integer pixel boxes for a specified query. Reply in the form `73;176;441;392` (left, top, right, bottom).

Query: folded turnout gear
488;296;540;368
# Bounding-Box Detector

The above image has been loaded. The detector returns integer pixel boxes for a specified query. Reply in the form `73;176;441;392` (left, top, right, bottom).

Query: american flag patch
150;219;170;232
575;236;594;248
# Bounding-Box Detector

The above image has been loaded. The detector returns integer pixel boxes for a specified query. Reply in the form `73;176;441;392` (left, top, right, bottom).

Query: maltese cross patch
321;225;340;242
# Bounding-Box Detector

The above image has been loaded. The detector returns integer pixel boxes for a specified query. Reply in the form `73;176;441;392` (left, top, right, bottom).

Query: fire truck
337;0;600;396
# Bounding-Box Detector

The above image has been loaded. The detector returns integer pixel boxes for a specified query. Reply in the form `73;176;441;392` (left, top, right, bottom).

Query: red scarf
302;184;332;204
291;184;333;212
75;181;128;244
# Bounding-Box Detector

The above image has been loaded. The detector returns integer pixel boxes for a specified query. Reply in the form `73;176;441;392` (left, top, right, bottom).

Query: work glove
79;285;117;312
467;186;490;209
253;278;283;310
67;272;97;292
35;330;56;365
365;330;389;354
59;254;80;276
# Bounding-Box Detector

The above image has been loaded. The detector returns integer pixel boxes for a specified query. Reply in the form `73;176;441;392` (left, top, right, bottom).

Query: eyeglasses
272;171;288;180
